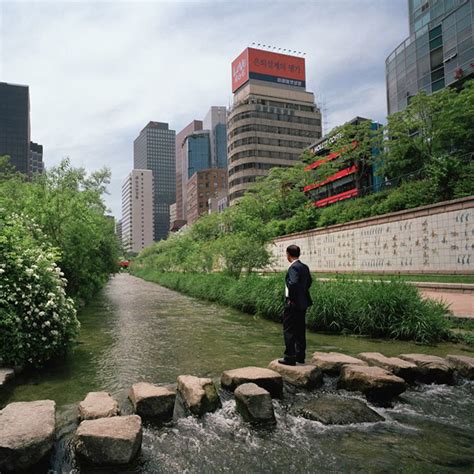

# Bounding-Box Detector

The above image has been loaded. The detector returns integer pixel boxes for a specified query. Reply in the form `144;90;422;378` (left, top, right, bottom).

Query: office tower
203;106;228;169
386;0;473;115
186;168;228;224
175;120;203;224
29;142;44;175
134;121;176;241
227;47;322;205
121;169;154;254
175;107;228;226
0;82;30;175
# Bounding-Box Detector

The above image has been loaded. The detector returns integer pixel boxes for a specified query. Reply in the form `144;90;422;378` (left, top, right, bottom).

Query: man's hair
286;244;301;258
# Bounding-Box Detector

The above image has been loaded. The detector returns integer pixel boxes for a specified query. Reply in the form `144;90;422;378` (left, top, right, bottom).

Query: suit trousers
282;301;306;362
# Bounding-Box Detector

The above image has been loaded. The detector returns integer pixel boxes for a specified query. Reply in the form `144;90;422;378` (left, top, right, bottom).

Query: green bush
0;213;80;367
131;270;451;344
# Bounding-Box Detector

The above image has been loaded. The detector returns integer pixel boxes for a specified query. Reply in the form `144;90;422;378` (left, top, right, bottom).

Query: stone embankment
0;351;473;471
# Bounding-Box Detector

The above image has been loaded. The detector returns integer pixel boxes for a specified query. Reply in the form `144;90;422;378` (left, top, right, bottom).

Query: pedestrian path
421;290;473;318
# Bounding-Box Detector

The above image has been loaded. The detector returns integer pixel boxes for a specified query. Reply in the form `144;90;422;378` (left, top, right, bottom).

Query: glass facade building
186;131;211;178
386;0;473;114
134;121;176;241
0;82;30;175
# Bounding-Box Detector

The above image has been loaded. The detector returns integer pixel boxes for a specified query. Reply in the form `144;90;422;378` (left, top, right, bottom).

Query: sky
0;0;408;218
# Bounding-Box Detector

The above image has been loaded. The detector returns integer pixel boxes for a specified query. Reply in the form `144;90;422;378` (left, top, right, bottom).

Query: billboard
231;47;306;93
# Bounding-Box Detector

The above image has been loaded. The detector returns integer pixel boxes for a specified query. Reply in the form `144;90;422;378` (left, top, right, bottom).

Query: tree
0;159;120;301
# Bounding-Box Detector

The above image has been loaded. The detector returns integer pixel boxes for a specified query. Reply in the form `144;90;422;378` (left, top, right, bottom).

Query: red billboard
231;47;306;93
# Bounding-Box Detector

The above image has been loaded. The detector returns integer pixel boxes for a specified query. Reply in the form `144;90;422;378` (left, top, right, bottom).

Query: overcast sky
0;0;408;218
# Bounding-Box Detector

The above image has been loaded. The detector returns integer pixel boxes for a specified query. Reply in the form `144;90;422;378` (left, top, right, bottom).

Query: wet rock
358;352;419;382
221;367;283;398
268;360;322;389
129;382;176;420
75;415;142;465
311;352;367;375
446;354;474;379
399;354;454;384
174;375;221;417
78;391;120;420
0;368;14;387
234;383;275;424
338;364;406;401
0;400;56;472
296;395;384;425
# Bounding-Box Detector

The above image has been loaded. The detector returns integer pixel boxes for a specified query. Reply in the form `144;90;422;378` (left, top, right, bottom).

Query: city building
174;107;228;225
0;82;30;175
29;141;44;175
169;203;177;231
121;169;154;254
186;168;228;224
115;219;123;244
175;120;203;224
208;190;228;214
134;121;176;241
203;106;228;169
386;0;474;115
304;117;382;208
227;47;322;205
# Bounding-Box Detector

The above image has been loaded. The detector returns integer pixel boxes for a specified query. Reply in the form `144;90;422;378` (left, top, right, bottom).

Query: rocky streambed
1;350;473;472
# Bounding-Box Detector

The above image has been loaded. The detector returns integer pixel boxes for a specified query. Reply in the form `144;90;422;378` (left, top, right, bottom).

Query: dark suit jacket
285;260;313;310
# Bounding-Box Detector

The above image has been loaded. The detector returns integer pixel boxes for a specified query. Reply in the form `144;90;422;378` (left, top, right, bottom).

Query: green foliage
0;212;80;366
0;158;120;301
133;270;451;344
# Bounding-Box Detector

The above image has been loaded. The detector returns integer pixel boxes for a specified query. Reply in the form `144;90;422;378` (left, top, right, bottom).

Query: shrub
0;213;80;367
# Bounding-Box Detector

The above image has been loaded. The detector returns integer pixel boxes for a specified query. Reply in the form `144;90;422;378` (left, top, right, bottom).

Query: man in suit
279;244;313;366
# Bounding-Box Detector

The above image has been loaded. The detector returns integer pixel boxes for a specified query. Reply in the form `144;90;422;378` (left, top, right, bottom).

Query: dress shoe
296;360;305;365
278;358;296;366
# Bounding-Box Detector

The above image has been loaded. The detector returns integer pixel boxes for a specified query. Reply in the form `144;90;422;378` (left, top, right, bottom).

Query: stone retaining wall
268;197;473;274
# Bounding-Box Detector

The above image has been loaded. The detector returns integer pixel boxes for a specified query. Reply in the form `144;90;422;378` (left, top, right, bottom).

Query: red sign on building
231;47;306;93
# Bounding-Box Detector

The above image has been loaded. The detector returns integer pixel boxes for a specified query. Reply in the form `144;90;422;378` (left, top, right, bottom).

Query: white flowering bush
0;212;80;367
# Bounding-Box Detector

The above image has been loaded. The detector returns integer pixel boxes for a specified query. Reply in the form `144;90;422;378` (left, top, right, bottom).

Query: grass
132;268;454;344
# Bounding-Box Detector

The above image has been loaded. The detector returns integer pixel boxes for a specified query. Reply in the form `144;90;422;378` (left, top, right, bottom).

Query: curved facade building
386;0;473;115
227;48;322;204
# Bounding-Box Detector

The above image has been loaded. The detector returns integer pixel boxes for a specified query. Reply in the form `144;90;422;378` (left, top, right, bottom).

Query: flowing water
1;273;473;473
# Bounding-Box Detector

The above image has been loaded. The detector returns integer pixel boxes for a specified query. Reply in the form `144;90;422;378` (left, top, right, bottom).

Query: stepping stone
75;415;142;465
0;400;56;472
358;352;419;382
221;367;283;398
268;360;322;389
295;395;384;425
0;368;15;388
174;375;221;417
78;392;120;420
129;382;176;420
311;352;367;375
338;364;406;401
399;354;454;384
446;354;474;379
234;383;275;424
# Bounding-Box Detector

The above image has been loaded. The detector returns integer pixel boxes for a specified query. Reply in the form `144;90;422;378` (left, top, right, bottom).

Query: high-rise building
203;106;228;169
0;82;30;175
175;120;203;223
29;141;44;175
121;169;154;254
227;47;322;205
134;121;176;241
174;107;228;225
186;168;228;225
386;0;473;115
